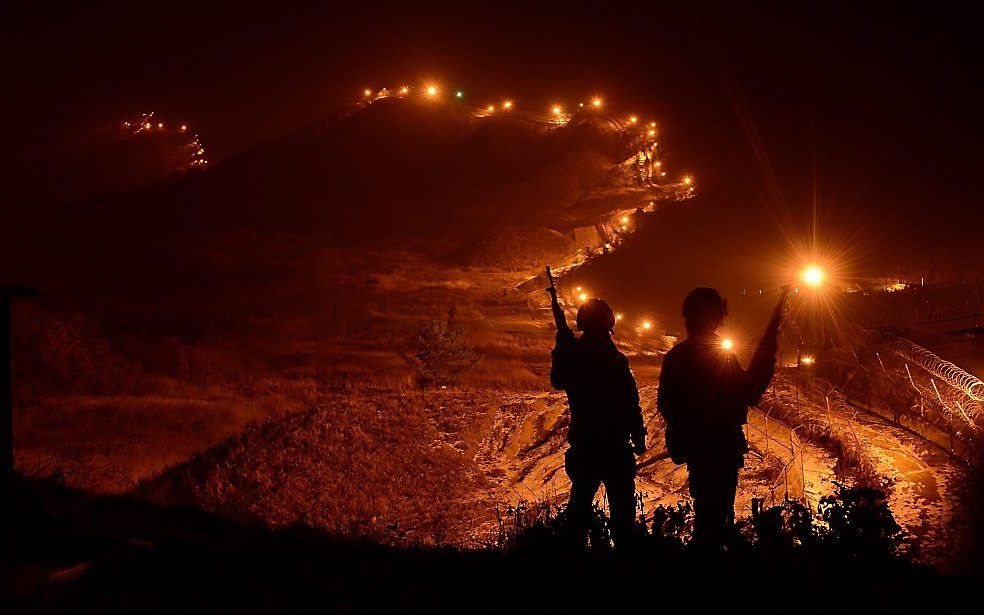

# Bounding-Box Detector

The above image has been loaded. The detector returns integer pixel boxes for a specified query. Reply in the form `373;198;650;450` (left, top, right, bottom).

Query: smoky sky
3;1;982;261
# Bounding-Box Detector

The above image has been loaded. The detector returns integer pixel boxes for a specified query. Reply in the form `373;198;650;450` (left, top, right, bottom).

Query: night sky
3;2;981;263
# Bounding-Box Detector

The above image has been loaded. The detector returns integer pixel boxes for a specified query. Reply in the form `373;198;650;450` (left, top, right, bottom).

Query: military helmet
576;297;616;333
682;287;727;330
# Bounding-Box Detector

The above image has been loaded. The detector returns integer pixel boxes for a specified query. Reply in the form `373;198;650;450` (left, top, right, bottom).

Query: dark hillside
35;99;633;246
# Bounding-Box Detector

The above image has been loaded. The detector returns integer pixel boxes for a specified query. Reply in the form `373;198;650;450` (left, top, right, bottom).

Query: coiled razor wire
864;331;984;402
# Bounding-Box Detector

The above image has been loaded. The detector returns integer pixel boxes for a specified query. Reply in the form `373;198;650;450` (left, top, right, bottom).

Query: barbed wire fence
815;330;982;461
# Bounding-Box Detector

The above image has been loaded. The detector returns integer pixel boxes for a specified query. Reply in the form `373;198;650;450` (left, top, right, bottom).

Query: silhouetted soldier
657;287;786;552
549;296;646;551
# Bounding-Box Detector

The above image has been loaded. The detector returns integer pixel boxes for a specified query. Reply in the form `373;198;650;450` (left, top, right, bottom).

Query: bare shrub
407;311;481;387
24;311;142;395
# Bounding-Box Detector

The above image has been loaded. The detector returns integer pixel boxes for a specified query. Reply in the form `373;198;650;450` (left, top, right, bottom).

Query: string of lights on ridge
359;83;832;358
121;112;208;169
359;83;692;187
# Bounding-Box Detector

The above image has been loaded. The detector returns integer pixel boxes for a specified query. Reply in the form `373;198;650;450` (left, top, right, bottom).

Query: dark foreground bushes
4;478;977;613
495;482;906;564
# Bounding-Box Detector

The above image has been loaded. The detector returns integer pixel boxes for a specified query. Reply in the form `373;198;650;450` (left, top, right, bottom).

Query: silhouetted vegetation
7;477;971;613
495;484;906;563
409;313;481;387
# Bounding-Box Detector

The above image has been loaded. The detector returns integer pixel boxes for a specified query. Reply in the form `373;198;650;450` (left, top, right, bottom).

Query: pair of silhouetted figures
549;286;786;553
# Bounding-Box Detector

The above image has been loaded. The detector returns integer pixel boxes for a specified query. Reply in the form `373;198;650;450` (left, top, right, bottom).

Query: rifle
754;287;790;360
763;287;791;341
545;266;573;337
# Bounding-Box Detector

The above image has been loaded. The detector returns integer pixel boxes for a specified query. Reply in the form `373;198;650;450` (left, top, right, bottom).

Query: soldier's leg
565;448;601;549
693;461;740;550
720;463;740;540
602;450;638;552
687;461;713;548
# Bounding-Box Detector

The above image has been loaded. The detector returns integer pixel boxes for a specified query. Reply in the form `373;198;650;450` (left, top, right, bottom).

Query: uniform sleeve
549;330;577;391
618;355;646;446
656;350;679;423
742;329;778;407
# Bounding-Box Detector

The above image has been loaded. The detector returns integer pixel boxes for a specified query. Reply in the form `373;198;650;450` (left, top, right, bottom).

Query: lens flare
803;265;824;287
426;85;438;96
721;338;734;351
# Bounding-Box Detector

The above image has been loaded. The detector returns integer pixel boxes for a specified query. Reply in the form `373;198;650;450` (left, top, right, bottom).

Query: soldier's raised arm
742;290;788;406
546;266;577;390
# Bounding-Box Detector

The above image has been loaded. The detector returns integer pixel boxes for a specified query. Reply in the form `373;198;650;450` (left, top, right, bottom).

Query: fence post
789;429;800;501
1;286;36;497
949;416;954;454
764;414;770;457
798;431;807;505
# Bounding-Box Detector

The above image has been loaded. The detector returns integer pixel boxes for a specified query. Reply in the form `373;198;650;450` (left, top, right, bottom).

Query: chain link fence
745;407;809;508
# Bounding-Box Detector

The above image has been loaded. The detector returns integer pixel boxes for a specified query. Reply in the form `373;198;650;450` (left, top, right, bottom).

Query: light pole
801;265;825;348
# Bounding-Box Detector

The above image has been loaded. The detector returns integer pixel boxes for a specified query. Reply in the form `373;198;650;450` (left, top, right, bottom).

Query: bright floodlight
801;355;815;365
400;86;409;94
683;176;693;185
503;100;513;109
578;292;588;302
803;265;824;287
629;116;638;124
180;125;187;131
620;216;629;224
648;129;656;137
364;89;372;97
615;313;624;321
486;105;495;112
456;91;463;98
592;98;602;107
641;320;652;330
426;85;438;96
552;105;562;115
721;338;734;351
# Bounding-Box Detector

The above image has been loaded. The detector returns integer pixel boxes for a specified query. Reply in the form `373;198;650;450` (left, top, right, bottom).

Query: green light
455;91;463;98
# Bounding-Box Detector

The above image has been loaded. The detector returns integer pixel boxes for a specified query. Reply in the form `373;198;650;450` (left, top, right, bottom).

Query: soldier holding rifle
546;267;646;552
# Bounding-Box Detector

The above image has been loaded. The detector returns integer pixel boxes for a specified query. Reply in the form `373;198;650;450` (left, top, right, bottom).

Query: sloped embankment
135;390;501;545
